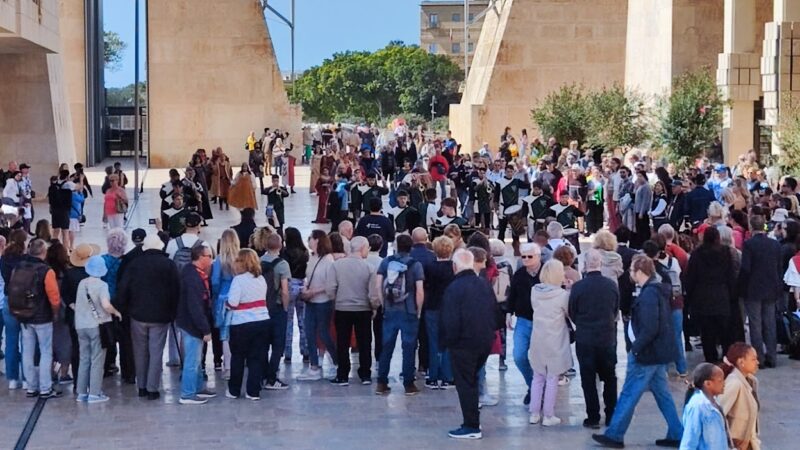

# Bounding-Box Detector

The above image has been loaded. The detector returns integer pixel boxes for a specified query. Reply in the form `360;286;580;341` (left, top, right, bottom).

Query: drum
504;204;527;237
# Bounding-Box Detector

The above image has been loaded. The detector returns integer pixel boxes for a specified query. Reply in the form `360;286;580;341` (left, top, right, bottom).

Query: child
263;175;289;232
680;363;731;450
74;255;122;403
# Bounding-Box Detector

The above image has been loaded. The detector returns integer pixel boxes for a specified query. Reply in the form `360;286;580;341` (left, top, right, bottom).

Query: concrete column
719;0;758;166
775;0;800;21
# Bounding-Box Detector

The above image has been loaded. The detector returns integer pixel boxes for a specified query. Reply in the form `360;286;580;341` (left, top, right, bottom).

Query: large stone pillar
718;0;760;167
763;0;800;156
147;0;302;168
57;0;87;164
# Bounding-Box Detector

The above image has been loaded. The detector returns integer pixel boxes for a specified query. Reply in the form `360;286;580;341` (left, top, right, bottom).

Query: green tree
103;31;127;72
531;84;590;145
656;68;725;168
106;82;147;107
290;42;462;123
585;84;651;150
778;97;800;174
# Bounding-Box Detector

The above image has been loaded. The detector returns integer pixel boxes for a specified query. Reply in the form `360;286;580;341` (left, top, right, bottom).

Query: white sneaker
22;381;29;390
8;380;22;390
542;416;561;427
478;394;498;407
297;368;322;381
528;414;541;424
225;390;237;399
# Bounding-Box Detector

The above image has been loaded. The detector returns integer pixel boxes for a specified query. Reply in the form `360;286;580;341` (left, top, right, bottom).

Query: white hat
142;234;165;251
772;208;789;223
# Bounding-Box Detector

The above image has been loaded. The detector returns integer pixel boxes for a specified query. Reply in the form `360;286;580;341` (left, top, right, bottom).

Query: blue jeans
604;353;683;442
378;309;419;385
672;309;687;375
22;322;53;392
513;317;533;388
285;279;307;359
425;310;452;382
2;306;22;381
179;329;205;399
304;301;336;368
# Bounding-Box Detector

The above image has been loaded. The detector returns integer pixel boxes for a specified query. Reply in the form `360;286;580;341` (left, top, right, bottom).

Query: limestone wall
57;0;86;164
147;0;302;168
450;0;628;152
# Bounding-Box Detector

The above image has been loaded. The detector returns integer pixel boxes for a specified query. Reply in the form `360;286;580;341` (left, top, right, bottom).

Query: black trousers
697;314;731;363
586;201;604;234
119;316;136;381
450;348;490;430
210;326;223;367
417;310;429;371
474;212;491;230
576;342;618;423
229;320;269;397
334;310;372;380
497;217;520;242
373;306;383;361
264;308;288;383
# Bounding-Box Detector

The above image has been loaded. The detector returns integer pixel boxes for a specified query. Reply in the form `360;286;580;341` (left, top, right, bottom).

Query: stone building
420;0;489;70
450;0;800;167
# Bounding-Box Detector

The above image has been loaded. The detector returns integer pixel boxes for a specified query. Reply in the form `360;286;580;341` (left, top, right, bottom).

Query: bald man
409;227;435;373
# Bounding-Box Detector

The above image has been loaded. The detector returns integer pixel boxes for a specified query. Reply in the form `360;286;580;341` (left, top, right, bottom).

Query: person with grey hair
12;238;62;398
541;221;576;263
507;242;541;404
568;249;620;429
100;228;129;378
440;248;497;439
328;235;379;385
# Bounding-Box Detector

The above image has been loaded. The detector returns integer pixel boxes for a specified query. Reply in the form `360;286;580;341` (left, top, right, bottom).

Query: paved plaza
1;163;799;449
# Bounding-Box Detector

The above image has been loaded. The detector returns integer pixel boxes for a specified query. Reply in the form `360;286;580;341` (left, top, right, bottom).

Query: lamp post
262;0;295;96
133;0;140;201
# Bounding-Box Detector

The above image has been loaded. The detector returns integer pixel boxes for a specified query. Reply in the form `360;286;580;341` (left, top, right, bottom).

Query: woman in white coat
528;259;572;427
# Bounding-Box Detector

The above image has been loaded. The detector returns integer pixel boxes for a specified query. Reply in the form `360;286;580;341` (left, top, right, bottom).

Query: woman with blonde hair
228;163;258;211
103;174;128;229
211;229;240;378
528;259;571;427
592;230;624;284
226;248;270;400
250;226;275;257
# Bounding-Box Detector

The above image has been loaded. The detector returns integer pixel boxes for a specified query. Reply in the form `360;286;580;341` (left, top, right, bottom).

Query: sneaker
375;382;391;395
655;438;681;448
222;370;231;381
39;390;63;399
425;380;440;390
448;426;482;440
283;357;292;365
478;394;498;407
558;375;570;386
542;416;561;427
25;390;39;398
529;414;541;424
583;418;601;429
360;378;372;385
57;375;74;385
302;355;310;364
565;368;577;377
147;391;161;401
225;390;238;399
439;381;455;390
297;367;322;381
404;384;420;396
591;434;625;449
76;394;89;402
138;389;148;398
87;394;110;404
329;377;349;386
264;379;290;390
523;392;531;405
8;380;22;390
178;396;208;405
244;393;261;401
499;362;508;371
165;361;181;368
197;389;217;399
214;364;222;372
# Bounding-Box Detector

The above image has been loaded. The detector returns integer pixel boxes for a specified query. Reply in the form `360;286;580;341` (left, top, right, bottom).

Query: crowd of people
1;121;798;448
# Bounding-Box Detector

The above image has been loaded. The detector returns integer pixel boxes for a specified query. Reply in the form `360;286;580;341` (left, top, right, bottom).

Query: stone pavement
1;161;799;449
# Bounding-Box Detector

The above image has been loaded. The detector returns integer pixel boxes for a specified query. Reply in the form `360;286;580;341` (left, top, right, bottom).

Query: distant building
420;1;489;69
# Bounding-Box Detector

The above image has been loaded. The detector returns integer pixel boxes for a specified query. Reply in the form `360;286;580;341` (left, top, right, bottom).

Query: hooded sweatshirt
598;249;624;285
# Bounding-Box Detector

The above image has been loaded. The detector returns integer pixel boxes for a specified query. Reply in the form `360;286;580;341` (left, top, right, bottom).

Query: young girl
74;255;122;403
718;343;761;450
680;362;732;450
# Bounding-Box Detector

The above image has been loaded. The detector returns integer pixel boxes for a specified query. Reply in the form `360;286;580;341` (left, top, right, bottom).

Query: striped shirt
226;273;269;325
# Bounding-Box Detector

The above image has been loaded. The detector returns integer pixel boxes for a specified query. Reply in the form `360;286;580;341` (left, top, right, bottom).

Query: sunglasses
520;255;538;259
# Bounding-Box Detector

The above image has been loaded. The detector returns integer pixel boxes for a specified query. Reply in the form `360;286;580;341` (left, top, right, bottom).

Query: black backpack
260;257;283;312
7;260;49;322
173;237;204;271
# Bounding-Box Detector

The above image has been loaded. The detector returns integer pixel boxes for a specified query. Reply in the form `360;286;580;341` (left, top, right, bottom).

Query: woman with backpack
103;174;127;229
74;255;122;403
280;227;309;364
101;229;128;378
651;235;688;378
211;229;239;379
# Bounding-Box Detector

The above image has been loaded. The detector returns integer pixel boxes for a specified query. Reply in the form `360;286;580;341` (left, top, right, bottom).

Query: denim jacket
210;259;234;339
680;391;732;450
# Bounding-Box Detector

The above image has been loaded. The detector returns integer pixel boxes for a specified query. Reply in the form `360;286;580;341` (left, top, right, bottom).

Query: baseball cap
131;228;146;244
185;212;202;228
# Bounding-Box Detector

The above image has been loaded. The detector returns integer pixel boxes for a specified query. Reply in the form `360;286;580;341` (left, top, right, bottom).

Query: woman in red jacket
429;146;450;202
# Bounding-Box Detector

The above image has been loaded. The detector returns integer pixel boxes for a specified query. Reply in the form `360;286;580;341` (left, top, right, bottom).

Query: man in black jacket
593;255;682;449
116;234;180;400
231;208;257;249
176;243;215;405
506;243;541;404
740;215;783;367
440;249;496;440
569;249;619;429
665;179;686;230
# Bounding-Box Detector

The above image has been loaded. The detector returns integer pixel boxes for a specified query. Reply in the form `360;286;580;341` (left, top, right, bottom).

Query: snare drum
504;204;527;237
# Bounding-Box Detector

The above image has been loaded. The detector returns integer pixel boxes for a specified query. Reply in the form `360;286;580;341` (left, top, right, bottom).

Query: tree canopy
290;42;462;123
103;31;127;72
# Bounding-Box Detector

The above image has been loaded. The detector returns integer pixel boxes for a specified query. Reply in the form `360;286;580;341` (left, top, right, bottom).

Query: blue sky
103;0;420;88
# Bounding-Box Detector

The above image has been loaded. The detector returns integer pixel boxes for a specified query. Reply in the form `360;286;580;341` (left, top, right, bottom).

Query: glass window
428;43;438;54
452;43;461;54
468;42;474;53
468;13;475;22
452;13;461;22
429;13;439;28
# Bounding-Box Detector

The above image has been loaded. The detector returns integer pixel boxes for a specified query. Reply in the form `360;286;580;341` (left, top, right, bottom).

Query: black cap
670;179;683;187
19;163;30;170
185;212;202;228
131;228;146;244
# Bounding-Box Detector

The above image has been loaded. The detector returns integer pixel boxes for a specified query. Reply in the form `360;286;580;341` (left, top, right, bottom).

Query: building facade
420;1;489;69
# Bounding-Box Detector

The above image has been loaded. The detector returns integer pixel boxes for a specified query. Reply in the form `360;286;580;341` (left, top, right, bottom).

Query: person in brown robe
228;163;258;211
211;147;232;210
